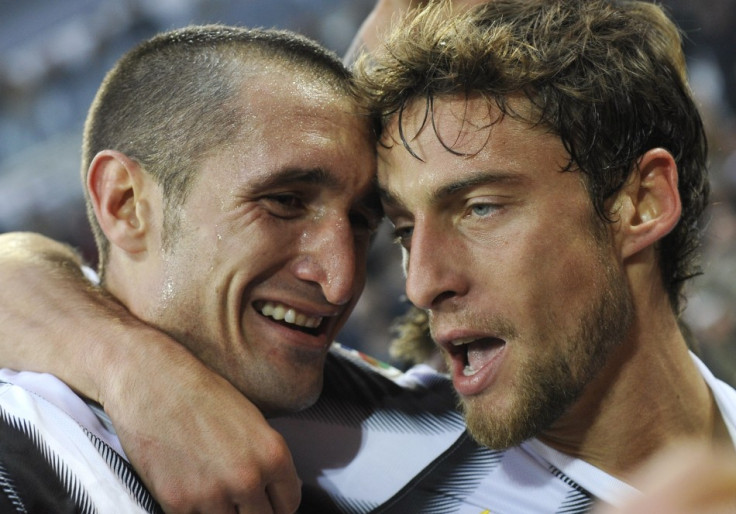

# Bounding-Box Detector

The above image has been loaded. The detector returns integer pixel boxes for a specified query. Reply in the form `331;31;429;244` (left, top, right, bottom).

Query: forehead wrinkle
249;167;339;192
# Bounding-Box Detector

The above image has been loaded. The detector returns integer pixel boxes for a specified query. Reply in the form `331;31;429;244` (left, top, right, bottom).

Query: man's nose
292;216;357;306
404;220;468;310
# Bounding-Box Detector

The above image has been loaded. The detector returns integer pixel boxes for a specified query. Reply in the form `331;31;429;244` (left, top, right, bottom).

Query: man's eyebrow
251;167;339;190
379;170;526;207
433;172;526;200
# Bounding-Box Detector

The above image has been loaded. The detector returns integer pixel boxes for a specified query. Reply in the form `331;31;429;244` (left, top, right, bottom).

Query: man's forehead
375;93;567;203
235;63;353;112
381;92;536;135
233;90;365;156
378;92;548;160
204;108;374;195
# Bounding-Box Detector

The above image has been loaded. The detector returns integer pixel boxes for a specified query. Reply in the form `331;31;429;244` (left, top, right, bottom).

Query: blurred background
1;0;735;382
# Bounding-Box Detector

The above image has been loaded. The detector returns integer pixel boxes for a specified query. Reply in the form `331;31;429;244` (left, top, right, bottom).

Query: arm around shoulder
0;232;301;513
0;231;158;403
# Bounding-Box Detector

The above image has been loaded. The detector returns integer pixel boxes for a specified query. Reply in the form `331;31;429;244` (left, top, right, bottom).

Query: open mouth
254;300;325;336
450;337;506;376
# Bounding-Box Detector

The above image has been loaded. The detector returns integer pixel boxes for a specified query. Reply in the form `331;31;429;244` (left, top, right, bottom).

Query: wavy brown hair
355;0;709;318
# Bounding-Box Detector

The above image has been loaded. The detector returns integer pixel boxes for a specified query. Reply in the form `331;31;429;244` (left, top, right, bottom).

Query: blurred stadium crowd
1;0;735;382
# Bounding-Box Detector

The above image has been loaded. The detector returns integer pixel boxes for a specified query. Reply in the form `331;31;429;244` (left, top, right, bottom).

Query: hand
103;336;301;513
0;232;301;513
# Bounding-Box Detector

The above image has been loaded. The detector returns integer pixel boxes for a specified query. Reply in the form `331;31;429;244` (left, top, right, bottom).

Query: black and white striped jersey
0;370;160;513
2;346;735;513
272;345;736;513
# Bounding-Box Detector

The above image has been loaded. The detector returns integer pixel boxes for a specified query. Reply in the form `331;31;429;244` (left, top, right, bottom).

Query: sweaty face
378;95;634;448
139;71;379;415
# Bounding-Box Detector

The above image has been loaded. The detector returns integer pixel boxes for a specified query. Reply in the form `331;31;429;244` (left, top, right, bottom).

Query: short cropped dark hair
83;24;355;275
355;0;709;313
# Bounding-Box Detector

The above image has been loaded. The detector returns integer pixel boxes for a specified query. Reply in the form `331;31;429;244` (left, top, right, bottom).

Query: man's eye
392;226;413;249
469;203;498;217
273;194;302;207
263;194;304;216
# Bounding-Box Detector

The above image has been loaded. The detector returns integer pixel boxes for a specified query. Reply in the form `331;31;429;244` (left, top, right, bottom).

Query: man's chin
256;379;324;418
461;394;545;450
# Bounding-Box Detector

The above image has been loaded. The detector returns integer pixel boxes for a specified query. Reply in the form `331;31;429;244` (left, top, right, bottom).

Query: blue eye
471;204;494;216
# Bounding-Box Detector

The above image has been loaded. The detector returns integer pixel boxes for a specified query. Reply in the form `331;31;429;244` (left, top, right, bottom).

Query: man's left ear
614;148;682;259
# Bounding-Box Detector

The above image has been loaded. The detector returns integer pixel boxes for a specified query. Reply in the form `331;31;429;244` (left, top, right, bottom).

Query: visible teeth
272;304;286;321
284;309;296;323
306;317;320;328
258;301;322;329
463;364;479;376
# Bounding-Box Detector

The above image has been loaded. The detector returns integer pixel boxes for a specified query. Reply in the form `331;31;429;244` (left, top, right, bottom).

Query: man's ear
87;150;152;254
612;148;682;260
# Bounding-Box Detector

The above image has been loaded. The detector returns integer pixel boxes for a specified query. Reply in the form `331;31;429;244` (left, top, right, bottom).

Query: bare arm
0;232;300;514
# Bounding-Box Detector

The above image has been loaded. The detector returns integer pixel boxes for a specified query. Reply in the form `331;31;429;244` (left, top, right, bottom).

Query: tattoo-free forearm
0;232;301;513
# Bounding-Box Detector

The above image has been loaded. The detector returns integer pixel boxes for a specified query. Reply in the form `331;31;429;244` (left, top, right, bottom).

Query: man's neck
537;312;730;481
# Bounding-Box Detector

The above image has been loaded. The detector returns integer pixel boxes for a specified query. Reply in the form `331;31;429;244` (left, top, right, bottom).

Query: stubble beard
461;249;635;450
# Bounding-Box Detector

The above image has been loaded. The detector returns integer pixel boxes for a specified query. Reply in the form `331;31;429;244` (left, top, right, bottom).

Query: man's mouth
255;300;324;334
450;337;506;376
